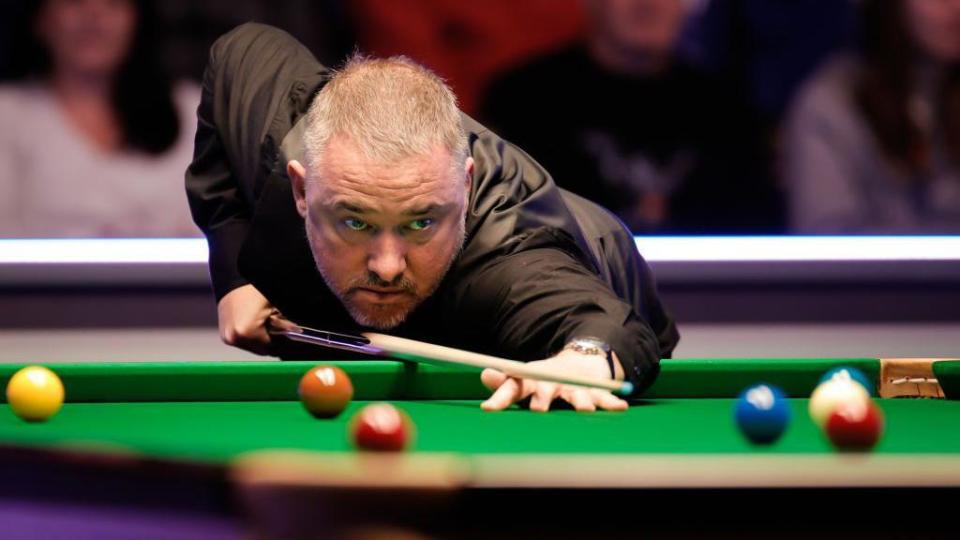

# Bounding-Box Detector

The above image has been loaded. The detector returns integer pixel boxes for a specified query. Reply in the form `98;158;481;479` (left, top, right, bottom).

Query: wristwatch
563;337;616;379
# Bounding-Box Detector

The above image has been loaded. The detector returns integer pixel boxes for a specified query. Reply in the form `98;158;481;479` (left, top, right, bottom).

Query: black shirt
185;24;679;393
481;45;783;233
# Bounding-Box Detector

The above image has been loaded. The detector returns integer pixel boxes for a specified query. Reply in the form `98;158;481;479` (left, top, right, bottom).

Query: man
186;23;678;413
480;0;782;233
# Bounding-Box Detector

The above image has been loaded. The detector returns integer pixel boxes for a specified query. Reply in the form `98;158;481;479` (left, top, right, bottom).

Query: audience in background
682;0;856;132
784;0;960;233
350;0;585;115
0;0;199;237
480;0;782;234
0;0;955;237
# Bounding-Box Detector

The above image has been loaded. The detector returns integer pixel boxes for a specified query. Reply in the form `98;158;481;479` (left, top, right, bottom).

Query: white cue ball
808;379;871;428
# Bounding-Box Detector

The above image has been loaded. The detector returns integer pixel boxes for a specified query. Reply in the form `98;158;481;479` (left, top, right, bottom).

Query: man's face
37;0;137;77
291;136;472;330
586;0;690;58
906;0;960;62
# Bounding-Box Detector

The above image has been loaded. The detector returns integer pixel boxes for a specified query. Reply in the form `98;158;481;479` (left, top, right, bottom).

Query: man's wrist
563;337;620;379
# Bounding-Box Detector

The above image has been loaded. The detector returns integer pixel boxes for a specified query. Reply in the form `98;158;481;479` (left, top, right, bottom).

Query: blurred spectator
784;0;960;233
480;0;783;234
351;0;585;115
0;0;199;237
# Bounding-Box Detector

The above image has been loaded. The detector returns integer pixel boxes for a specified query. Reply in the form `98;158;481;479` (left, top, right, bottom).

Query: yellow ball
808;378;870;428
6;366;65;422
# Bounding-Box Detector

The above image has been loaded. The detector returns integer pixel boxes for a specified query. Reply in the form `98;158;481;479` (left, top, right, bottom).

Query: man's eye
343;218;369;231
408;218;434;231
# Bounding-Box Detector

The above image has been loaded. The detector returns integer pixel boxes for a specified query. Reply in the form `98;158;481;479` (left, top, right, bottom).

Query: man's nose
367;233;408;284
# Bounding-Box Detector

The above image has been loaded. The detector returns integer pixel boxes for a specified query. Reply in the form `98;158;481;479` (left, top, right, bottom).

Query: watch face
573;338;610;352
566;338;611;357
566;338;616;379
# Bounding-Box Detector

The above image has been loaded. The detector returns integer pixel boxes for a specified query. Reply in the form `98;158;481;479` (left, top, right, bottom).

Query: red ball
298;365;353;419
350;403;413;452
825;399;884;451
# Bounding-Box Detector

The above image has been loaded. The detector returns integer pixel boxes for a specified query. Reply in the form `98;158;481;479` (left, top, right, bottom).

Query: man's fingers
221;324;271;354
481;377;522;411
482;375;540;412
565;387;597;412
481;379;628;412
529;382;559;412
267;312;297;332
592;389;630;411
226;335;271;356
480;368;508;391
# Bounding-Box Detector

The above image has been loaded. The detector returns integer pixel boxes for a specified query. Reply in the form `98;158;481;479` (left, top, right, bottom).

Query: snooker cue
270;320;633;395
363;332;634;396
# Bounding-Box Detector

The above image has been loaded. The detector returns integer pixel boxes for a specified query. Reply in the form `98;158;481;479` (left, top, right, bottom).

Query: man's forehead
310;138;463;210
319;136;458;184
312;170;461;216
314;169;458;204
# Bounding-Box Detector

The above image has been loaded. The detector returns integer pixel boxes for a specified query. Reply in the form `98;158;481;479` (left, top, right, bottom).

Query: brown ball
298;365;353;419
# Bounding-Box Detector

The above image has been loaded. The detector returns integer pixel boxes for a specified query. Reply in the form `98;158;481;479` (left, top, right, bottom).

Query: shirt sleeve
453;118;666;393
451;246;663;394
184;30;255;301
185;23;330;300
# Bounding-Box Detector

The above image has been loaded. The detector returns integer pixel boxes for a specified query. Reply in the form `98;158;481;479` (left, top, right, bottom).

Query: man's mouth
352;288;411;302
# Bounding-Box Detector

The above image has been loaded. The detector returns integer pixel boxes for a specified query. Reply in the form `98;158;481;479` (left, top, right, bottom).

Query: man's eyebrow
330;201;452;215
332;201;370;214
402;203;449;216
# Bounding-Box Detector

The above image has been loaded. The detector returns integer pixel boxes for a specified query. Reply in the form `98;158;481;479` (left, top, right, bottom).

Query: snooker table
1;358;959;539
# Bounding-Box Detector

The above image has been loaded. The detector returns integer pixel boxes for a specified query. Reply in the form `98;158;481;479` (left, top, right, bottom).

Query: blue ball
819;366;874;396
735;384;790;444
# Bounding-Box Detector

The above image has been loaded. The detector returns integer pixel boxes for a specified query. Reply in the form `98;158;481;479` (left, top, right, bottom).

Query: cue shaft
363;333;633;395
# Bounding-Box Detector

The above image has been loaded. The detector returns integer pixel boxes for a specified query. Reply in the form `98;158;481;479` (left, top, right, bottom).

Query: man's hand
216;284;278;355
480;350;629;412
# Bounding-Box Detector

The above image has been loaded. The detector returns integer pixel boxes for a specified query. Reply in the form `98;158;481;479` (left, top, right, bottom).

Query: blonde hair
304;54;468;177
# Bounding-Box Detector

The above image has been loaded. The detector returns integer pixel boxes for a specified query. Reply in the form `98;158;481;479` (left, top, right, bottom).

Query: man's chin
345;302;413;330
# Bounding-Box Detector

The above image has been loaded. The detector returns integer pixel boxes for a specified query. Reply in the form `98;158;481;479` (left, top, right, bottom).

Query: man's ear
463;156;474;198
288;160;309;219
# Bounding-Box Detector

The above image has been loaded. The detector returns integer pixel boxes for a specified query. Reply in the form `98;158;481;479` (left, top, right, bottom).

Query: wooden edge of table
879;358;955;398
230;451;960;490
231;450;471;491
